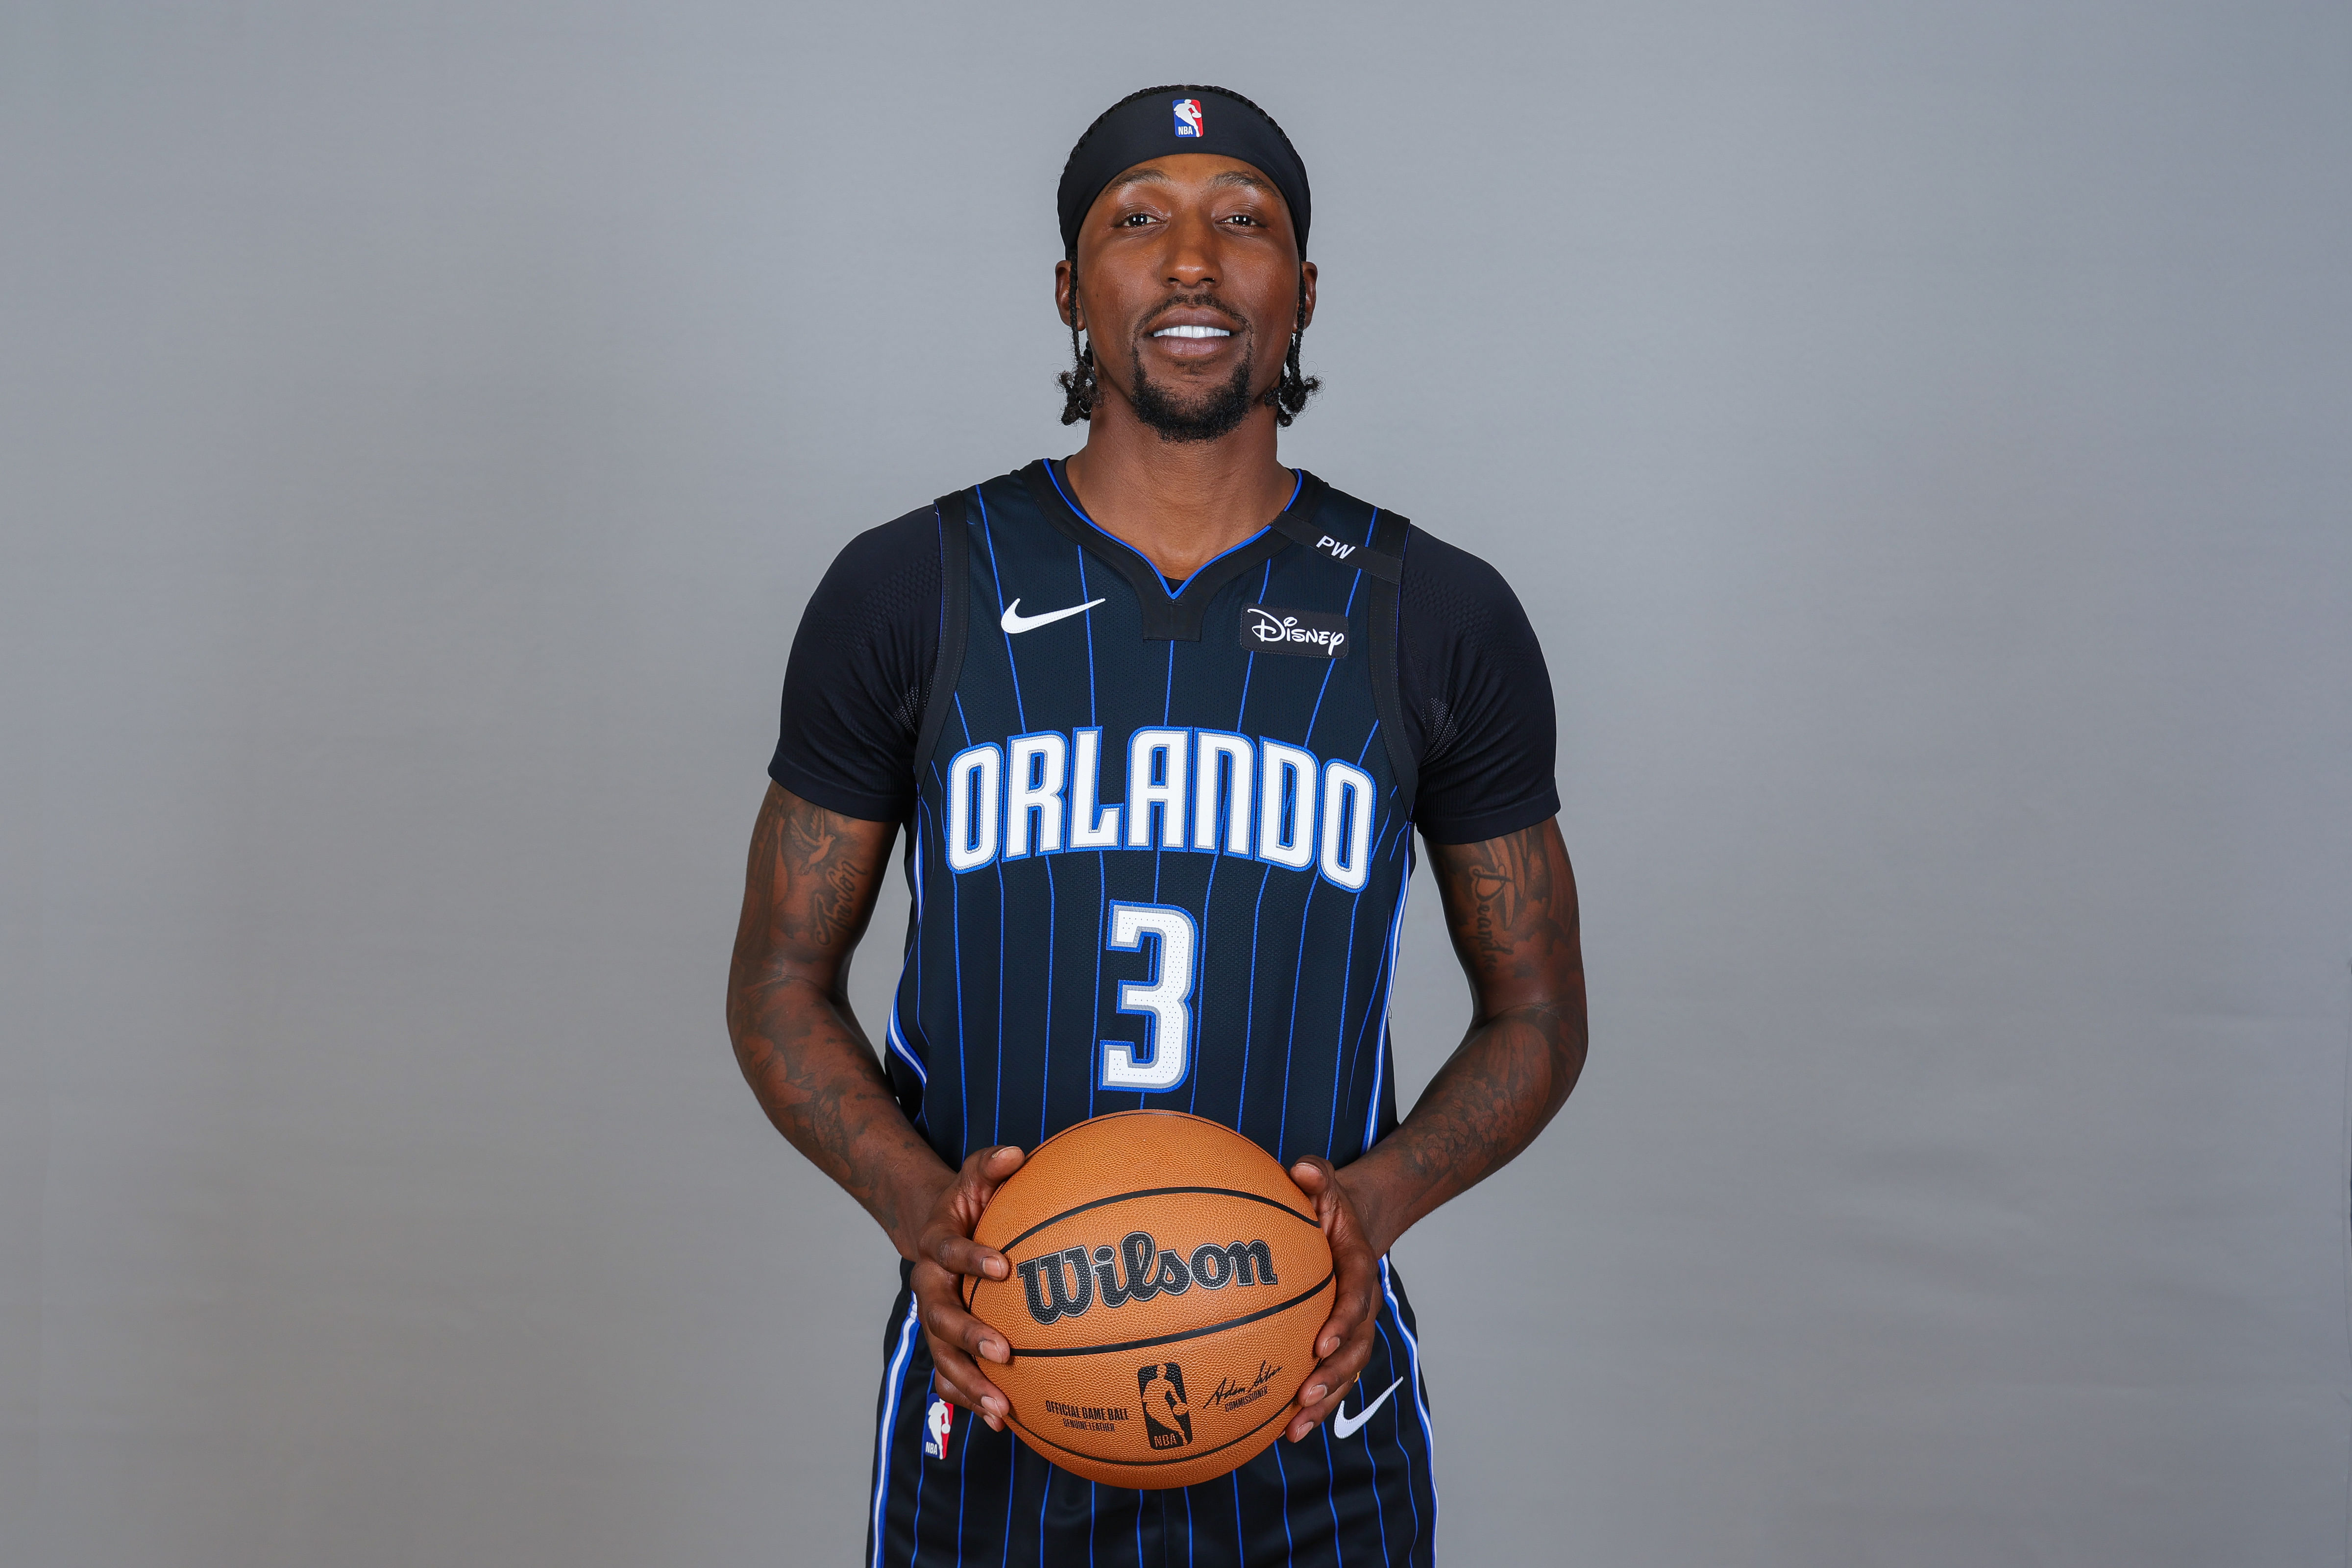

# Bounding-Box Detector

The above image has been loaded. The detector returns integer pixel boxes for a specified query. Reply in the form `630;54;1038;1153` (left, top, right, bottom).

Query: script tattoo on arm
1344;819;1588;1253
726;782;952;1256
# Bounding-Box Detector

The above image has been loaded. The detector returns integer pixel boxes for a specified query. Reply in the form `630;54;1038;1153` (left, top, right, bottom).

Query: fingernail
984;1396;1005;1417
1304;1385;1326;1404
983;1257;1007;1279
986;1414;1002;1432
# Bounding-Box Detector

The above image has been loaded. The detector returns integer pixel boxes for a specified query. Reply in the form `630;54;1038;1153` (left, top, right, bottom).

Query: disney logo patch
1240;604;1349;659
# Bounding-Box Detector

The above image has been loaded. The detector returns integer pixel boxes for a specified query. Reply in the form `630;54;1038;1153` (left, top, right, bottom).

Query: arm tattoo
1348;820;1588;1251
782;802;869;950
727;783;949;1254
1442;823;1579;988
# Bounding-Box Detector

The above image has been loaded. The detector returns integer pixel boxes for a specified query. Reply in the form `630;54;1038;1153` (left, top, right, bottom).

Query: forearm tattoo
727;784;944;1250
1366;822;1588;1238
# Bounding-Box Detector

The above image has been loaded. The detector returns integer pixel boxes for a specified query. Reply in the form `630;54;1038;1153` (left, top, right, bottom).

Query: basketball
961;1111;1336;1489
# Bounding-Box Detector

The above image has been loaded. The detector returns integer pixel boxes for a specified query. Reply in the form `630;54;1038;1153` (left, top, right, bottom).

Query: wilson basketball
962;1110;1335;1489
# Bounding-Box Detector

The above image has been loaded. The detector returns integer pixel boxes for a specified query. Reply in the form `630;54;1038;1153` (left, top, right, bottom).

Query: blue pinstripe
1037;856;1056;1145
1360;864;1413;1157
1379;1260;1439;1533
956;1376;972;1564
1369;1319;1422;1557
977;496;1028;1153
886;1007;928;1087
1271;564;1363;1159
1188;559;1274;1120
952;695;976;1158
1319;730;1387;1160
908;1372;930;1559
1273;1442;1298;1566
1080;549;1104;1123
870;1298;921;1568
1320;1427;1345;1566
999;1442;1015;1568
1324;811;1400;1157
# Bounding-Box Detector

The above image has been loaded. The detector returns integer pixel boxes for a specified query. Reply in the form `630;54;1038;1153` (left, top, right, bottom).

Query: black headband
1057;85;1312;261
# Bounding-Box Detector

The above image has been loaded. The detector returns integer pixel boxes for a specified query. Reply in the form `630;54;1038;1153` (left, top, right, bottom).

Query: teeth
1153;324;1232;339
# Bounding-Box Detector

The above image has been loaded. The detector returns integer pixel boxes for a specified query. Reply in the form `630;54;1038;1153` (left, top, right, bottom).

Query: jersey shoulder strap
907;487;972;802
1286;475;1419;816
1266;492;1404;582
1364;506;1418;815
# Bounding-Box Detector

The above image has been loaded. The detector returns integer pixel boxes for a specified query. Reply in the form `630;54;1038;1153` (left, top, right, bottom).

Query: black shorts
864;1256;1440;1566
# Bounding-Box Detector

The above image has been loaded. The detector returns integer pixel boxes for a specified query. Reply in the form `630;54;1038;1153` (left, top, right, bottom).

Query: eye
1117;212;1159;227
1223;213;1260;226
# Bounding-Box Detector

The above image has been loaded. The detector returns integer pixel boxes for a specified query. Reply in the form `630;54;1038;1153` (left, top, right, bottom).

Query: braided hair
1056;292;1098;425
1057;268;1321;427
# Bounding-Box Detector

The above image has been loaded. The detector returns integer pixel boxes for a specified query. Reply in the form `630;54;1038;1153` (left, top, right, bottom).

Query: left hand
1284;1155;1382;1443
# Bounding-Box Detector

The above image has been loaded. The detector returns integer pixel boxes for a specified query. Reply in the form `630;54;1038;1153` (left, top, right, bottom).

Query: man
728;85;1587;1566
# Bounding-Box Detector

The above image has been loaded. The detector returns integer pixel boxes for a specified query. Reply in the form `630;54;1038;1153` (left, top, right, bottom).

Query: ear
1054;258;1084;331
1296;261;1318;332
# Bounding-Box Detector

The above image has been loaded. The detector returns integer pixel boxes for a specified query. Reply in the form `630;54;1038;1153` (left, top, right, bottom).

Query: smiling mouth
1152;324;1233;339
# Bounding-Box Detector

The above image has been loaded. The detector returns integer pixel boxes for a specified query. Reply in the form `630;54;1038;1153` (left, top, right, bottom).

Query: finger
925;1340;1009;1430
1289;1323;1379;1441
961;1144;1027;1206
1311;1274;1378;1358
929;1231;1010;1282
919;1289;1013;1366
949;1146;1029;1239
1290;1158;1351;1233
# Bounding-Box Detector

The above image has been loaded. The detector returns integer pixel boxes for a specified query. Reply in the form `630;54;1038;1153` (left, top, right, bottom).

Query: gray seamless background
4;3;2349;1565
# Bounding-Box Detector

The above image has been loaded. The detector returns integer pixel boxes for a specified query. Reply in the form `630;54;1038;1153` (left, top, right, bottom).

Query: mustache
1136;294;1252;338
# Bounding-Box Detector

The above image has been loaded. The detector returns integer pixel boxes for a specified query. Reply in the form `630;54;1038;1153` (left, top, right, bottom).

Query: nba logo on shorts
923;1396;953;1459
1172;98;1204;137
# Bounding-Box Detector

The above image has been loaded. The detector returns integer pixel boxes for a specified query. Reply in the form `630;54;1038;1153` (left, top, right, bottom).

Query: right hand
910;1144;1026;1431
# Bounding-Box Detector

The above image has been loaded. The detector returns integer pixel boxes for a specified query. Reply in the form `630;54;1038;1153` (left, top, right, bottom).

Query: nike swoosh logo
1332;1377;1404;1440
1001;597;1105;634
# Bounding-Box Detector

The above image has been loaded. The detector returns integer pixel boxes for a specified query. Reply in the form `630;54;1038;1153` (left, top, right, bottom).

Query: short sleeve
767;506;942;823
1396;527;1561;845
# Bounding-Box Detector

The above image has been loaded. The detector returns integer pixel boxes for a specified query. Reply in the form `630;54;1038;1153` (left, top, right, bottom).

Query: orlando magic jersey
861;461;1444;1568
883;459;1418;1169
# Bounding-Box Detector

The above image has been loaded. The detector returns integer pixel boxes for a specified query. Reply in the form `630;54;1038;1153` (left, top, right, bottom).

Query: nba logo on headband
1172;98;1204;137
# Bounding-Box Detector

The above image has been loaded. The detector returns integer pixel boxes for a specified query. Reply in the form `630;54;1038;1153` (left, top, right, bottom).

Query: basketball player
727;86;1587;1565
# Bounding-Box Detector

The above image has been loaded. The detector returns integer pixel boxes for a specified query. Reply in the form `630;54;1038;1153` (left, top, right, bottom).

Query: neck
1060;395;1294;581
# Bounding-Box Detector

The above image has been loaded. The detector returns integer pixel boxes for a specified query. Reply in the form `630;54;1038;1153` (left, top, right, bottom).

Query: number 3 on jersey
1099;902;1196;1092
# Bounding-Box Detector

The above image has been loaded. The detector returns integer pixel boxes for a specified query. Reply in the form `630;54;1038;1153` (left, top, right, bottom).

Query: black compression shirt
769;484;1560;845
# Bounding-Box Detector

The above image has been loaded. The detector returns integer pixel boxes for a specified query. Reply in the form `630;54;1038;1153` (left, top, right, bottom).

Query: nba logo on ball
923;1396;953;1460
1172;98;1204;137
1137;1362;1194;1449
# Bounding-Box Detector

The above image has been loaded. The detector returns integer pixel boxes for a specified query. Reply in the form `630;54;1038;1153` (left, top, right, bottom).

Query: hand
1284;1155;1381;1443
909;1145;1026;1432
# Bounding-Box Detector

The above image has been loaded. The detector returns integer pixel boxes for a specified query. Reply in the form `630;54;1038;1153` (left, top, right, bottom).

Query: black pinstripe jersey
883;460;1419;1171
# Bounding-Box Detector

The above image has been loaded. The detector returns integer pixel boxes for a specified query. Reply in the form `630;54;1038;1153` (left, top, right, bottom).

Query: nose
1162;209;1220;290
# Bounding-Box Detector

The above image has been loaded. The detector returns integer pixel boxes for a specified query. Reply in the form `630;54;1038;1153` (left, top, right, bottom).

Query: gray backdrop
5;2;2348;1564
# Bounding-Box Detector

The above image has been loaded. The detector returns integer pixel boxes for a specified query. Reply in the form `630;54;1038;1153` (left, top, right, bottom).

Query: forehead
1083;153;1293;220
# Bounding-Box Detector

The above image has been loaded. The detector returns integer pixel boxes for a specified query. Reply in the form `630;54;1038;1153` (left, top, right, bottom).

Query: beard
1126;342;1261;444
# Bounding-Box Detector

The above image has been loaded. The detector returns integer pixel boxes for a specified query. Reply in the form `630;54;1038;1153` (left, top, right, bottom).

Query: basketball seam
989;1183;1321;1257
997;1267;1334;1358
1007;1387;1298;1471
